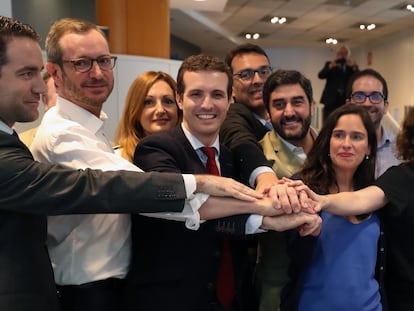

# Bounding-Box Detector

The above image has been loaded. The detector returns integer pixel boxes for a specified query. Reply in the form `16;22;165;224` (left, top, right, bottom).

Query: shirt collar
378;125;394;148
56;96;108;134
0;120;14;135
180;123;220;153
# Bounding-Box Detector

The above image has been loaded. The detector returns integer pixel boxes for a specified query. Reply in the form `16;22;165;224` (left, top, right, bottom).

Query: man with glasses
346;68;400;177
220;44;280;311
221;43;277;191
30;18;141;311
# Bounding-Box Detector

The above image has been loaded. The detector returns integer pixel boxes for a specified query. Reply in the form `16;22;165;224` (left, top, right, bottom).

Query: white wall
0;0;12;17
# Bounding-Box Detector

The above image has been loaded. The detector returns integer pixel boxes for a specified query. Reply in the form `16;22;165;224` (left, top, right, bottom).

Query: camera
336;58;346;65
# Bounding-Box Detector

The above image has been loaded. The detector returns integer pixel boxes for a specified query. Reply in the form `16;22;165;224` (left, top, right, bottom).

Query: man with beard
255;70;318;311
345;68;400;177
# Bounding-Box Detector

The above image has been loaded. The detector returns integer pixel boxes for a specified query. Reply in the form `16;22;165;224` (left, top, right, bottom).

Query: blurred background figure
115;71;181;161
318;45;359;123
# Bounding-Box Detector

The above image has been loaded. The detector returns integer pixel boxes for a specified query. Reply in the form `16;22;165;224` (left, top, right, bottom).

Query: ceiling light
407;4;414;12
325;38;338;44
359;23;376;31
270;16;287;24
244;33;261;40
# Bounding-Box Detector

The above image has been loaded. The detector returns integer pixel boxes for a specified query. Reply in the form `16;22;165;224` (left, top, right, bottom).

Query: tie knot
201;146;216;160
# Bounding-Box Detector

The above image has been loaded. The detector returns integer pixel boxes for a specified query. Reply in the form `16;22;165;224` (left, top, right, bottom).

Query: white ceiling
170;0;414;55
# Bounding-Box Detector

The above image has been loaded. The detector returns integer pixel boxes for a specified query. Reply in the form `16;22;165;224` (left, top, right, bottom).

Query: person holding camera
318;45;359;123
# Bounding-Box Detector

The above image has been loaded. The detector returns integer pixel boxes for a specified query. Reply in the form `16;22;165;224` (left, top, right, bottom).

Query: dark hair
176;54;232;100
346;68;388;100
224;43;269;72
0;16;40;75
299;104;377;194
263;69;313;111
396;108;414;164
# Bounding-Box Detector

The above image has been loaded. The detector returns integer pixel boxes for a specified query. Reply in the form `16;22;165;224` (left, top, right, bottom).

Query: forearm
199;196;283;220
323;186;387;215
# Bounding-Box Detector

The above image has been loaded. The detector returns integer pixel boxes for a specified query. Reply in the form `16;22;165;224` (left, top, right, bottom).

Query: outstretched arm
194;174;263;202
293;182;389;216
198;195;285;220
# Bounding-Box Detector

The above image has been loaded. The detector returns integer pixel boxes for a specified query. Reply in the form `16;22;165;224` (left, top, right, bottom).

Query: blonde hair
115;71;180;162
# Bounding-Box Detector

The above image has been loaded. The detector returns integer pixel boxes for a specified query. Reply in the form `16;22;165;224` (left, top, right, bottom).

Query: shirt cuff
182;174;196;198
139;193;209;231
245;214;266;234
249;166;276;188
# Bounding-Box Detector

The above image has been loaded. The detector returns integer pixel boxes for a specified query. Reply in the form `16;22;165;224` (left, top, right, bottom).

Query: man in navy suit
123;54;321;311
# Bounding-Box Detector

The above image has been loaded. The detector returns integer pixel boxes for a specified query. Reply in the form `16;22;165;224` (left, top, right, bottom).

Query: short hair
0;16;40;75
263;69;313;111
45;18;106;65
115;71;180;162
176;54;232;100
224;43;269;72
299;104;377;194
346;68;389;100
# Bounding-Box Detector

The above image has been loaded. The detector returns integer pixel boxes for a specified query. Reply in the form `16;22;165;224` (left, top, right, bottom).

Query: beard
274;114;312;141
61;71;113;108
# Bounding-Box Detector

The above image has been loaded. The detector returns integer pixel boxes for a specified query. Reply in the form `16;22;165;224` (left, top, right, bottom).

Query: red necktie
201;146;235;307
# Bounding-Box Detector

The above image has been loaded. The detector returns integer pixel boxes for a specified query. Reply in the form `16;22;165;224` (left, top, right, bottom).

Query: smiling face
140;80;178;136
47;29;114;117
231;52;270;116
177;70;230;146
268;83;313;143
329;114;370;175
350;75;388;129
0;37;46;127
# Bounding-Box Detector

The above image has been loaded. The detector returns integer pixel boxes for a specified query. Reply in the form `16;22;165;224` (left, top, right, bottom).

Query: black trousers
57;278;125;311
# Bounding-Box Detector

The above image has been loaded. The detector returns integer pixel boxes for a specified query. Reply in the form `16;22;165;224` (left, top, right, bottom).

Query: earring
365;155;370;160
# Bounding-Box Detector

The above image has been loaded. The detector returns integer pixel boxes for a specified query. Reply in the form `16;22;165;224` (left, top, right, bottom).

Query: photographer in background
318;45;359;123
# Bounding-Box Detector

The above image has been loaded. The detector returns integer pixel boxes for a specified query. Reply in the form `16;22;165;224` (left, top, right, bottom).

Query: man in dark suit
0;17;271;311
124;54;321;311
220;43;278;191
318;45;359;122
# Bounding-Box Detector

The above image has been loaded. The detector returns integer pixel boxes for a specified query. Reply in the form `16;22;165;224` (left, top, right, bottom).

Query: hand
285;181;323;213
195;174;263;202
261;212;322;235
267;183;304;214
255;171;279;194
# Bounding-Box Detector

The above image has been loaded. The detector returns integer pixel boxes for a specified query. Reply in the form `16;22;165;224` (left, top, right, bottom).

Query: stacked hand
258;178;322;236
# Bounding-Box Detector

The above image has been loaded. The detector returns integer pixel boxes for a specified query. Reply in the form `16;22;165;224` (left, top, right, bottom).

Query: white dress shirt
30;97;206;285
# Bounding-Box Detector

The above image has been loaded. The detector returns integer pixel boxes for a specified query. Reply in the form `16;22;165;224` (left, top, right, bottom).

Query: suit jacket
318;61;358;109
124;126;253;311
220;101;272;185
0;131;188;311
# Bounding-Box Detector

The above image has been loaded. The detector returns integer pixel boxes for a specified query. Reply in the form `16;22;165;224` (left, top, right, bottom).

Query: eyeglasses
350;91;385;104
62;56;117;73
233;66;272;81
